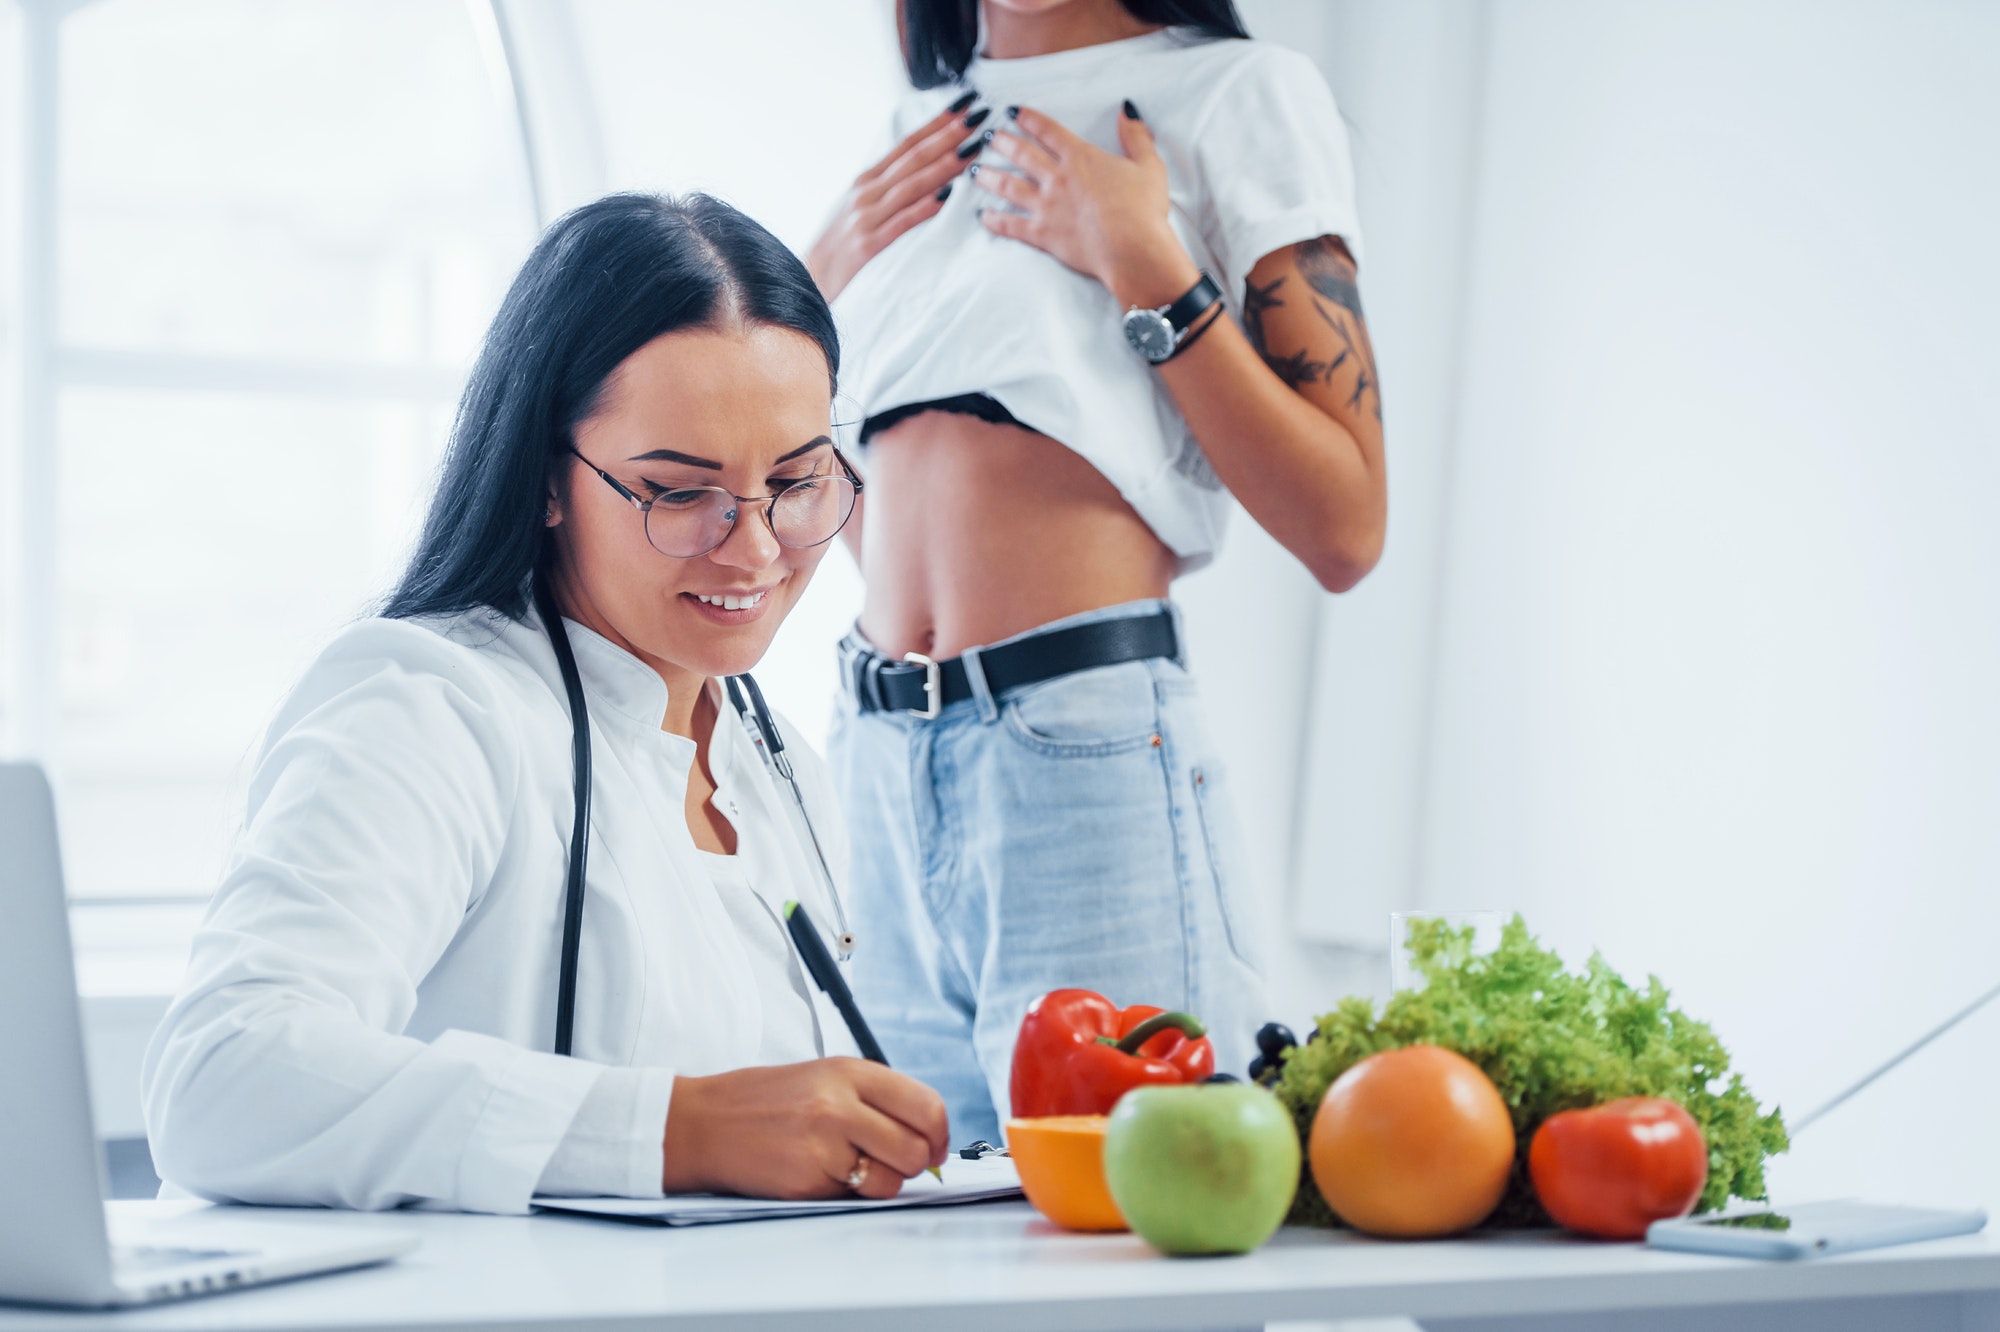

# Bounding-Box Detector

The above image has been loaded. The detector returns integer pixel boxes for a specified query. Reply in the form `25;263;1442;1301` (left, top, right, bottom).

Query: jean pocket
1192;764;1260;970
1001;661;1163;758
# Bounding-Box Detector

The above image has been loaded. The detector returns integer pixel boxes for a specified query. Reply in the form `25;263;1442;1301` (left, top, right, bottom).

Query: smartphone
1647;1201;1987;1260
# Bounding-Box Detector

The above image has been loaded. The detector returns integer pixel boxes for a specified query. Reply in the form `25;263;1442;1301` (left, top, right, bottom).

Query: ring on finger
846;1154;872;1192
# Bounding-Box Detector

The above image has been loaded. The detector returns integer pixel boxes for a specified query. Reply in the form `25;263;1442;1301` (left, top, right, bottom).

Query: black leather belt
844;611;1178;717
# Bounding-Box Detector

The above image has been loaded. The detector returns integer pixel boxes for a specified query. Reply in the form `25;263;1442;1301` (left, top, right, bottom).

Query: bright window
6;0;536;985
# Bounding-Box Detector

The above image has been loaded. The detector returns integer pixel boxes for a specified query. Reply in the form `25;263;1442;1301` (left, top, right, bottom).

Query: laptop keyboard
114;1244;252;1272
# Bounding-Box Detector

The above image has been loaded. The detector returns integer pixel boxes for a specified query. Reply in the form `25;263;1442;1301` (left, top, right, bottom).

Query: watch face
1122;309;1176;362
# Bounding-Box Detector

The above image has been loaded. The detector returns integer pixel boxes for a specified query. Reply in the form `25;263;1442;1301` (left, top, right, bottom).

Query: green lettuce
1271;915;1789;1228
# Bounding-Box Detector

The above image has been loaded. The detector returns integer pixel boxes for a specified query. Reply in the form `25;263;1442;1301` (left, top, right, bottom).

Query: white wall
1406;0;2000;1206
1283;0;1490;978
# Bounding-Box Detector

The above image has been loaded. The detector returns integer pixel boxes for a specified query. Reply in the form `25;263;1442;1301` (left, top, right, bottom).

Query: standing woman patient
143;194;948;1212
809;0;1386;1145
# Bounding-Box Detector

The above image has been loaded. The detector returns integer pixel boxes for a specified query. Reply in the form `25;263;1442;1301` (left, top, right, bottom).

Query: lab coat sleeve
141;619;602;1214
535;1065;674;1198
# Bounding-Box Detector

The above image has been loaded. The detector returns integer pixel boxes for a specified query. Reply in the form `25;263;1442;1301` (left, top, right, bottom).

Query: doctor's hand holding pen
663;1060;949;1200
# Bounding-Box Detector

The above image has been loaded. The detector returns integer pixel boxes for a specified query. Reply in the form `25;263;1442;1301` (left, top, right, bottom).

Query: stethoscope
532;573;854;1058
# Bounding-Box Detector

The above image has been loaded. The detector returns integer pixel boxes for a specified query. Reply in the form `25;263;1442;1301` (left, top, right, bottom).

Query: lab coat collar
508;594;674;733
516;599;764;789
557;619;675;734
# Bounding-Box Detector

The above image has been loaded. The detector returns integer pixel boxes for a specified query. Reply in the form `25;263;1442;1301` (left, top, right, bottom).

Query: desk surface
3;1200;2000;1332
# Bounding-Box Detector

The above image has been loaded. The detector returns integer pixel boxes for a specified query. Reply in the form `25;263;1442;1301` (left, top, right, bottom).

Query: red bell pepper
1009;988;1216;1119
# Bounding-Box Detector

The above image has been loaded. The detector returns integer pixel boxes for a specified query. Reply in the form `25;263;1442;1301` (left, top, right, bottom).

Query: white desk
3;1200;2000;1331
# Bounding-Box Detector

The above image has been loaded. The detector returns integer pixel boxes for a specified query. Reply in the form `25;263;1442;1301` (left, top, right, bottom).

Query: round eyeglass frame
564;443;863;559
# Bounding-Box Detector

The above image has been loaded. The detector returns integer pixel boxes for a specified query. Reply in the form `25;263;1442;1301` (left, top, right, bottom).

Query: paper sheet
531;1155;1022;1227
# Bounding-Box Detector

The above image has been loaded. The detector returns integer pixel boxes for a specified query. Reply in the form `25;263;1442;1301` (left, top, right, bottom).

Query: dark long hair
901;0;1249;89
383;193;839;623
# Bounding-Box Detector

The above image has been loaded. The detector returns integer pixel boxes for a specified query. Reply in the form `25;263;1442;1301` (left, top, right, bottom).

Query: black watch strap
1163;271;1223;335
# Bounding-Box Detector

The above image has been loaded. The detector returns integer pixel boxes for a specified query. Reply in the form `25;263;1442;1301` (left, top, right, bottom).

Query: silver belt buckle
902;652;942;719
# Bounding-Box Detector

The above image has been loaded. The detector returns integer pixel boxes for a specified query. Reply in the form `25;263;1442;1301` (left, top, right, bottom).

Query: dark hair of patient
383;192;839;623
901;0;1249;88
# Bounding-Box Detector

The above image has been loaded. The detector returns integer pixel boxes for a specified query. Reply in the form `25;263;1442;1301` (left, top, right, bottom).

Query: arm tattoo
1242;275;1285;362
1295;235;1365;322
1244;274;1342;391
1246;236;1382;420
1315;299;1377;417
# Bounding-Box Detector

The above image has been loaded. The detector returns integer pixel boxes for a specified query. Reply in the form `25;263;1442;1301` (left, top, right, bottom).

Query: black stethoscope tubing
532;573;852;1058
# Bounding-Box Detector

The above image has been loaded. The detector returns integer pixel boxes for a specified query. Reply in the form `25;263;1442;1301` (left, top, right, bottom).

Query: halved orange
1006;1115;1126;1232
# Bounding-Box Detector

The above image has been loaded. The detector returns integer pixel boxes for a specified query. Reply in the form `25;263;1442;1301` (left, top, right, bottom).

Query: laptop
0;762;416;1307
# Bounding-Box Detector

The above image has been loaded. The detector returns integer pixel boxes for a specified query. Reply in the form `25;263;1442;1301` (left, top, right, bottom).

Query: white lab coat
141;602;858;1214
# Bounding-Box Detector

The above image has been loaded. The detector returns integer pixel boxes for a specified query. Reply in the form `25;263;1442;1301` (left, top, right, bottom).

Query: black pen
784;898;887;1062
784;900;942;1180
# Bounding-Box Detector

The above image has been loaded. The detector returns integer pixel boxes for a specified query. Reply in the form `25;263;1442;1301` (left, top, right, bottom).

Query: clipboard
531;1155;1022;1227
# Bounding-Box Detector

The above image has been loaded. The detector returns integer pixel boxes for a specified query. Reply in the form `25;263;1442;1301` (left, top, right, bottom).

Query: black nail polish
935;183;952;202
1123;98;1141;121
1005;105;1020;120
955;135;983;161
947;90;977;114
962;106;990;130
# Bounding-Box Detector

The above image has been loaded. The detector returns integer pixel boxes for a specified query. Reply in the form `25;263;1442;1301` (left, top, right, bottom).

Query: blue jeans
827;600;1270;1148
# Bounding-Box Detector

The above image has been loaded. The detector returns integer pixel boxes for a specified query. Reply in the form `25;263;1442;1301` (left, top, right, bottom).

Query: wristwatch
1122;271;1223;364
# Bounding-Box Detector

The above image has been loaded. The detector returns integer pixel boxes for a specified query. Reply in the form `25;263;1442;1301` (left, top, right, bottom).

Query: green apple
1102;1083;1301;1255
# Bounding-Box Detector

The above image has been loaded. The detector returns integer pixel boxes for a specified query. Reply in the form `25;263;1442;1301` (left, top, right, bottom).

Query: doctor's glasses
566;444;862;560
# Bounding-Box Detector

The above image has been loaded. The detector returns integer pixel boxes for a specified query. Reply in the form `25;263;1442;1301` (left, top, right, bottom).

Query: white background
1392;0;2000;1213
5;0;1999;1214
1285;0;2000;1212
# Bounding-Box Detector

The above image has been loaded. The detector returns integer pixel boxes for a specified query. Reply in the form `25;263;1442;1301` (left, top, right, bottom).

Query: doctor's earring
544;500;559;527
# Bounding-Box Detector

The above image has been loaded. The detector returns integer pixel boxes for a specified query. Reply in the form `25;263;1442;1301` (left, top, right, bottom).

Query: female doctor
141;193;950;1214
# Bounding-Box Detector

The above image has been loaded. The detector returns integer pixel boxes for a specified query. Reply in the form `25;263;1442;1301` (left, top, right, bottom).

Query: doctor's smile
684;589;774;623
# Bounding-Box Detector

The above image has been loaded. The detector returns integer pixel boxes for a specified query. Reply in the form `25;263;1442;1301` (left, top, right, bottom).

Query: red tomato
1529;1097;1708;1240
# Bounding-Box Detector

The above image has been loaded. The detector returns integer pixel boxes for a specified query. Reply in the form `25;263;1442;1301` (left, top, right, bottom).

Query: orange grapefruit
1309;1045;1515;1237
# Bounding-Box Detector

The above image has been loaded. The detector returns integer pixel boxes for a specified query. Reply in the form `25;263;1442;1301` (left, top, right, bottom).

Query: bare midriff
855;410;1177;660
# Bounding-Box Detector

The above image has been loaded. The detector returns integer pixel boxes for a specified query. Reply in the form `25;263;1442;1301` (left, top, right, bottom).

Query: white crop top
832;29;1362;571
